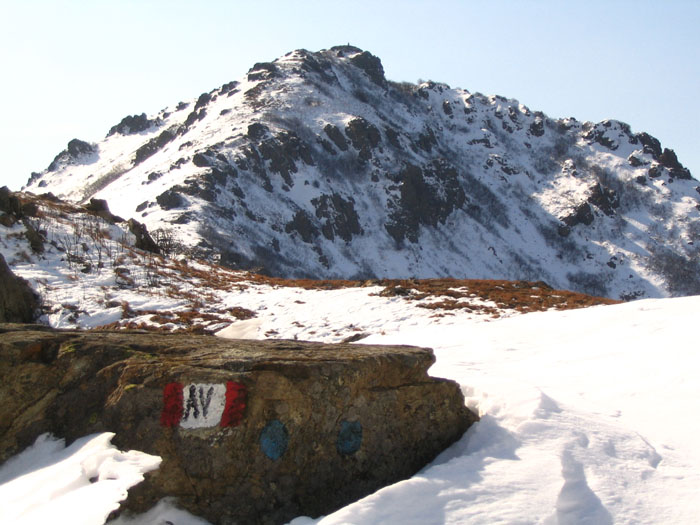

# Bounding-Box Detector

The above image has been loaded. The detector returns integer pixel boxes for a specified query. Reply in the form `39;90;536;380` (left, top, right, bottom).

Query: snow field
290;297;700;524
0;433;160;525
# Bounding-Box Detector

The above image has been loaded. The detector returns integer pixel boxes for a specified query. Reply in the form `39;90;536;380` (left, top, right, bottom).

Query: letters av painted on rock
161;381;247;428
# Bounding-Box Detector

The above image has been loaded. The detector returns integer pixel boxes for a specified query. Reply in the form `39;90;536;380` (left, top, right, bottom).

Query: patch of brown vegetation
227;306;257;320
417;299;501;316
97;305;256;335
97;319;212;335
245;275;619;314
387;278;619;314
11;191;77;218
119;269;618;332
243;274;367;290
163;259;246;290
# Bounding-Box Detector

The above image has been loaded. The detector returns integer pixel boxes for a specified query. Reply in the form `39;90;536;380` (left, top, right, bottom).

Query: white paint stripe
180;383;227;428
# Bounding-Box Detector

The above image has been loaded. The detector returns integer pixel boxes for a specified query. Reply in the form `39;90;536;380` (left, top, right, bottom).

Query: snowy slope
22;46;700;300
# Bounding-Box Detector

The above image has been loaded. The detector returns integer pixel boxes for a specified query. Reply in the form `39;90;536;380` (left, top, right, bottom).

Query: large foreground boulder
0;255;40;322
0;325;476;524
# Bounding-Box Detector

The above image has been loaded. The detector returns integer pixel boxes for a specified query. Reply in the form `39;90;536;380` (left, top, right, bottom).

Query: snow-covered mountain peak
23;46;700;299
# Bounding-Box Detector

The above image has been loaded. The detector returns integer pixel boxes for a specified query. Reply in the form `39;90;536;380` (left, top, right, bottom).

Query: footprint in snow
545;448;613;525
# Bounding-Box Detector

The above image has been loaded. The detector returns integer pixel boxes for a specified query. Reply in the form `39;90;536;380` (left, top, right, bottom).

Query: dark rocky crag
0;256;40;323
0;325;476;524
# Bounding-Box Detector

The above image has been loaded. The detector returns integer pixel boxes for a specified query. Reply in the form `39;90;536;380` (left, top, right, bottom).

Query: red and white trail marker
161;381;246;428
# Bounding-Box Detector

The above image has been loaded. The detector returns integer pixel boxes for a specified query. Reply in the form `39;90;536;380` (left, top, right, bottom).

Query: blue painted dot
337;420;362;455
260;419;289;461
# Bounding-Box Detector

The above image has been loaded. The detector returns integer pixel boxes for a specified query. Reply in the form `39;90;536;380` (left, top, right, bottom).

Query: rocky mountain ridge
24;45;700;299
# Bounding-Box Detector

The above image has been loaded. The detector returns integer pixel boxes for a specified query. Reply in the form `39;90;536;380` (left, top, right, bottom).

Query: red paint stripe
160;382;184;427
220;381;246;427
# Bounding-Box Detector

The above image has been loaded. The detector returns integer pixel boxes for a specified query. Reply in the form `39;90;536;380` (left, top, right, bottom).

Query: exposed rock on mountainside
46;138;97;173
107;113;160;137
0;187;42;322
0;256;39;323
23;47;700;299
0;324;475;524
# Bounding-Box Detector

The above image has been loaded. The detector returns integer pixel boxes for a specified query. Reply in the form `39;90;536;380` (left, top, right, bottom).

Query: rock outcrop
47;138;97;171
0;325;476;524
126;218;160;254
0;257;40;323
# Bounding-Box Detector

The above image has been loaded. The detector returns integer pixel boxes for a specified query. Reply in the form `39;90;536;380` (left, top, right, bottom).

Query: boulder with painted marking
0;325;476;524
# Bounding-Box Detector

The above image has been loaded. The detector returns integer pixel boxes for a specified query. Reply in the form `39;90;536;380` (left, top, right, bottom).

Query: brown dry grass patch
245;275;619;314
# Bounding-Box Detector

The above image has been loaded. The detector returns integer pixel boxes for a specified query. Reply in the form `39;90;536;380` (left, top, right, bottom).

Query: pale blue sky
1;0;698;190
